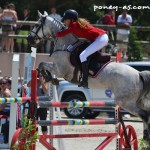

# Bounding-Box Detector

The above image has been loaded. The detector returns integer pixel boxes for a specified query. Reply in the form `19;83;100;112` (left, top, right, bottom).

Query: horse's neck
51;51;74;80
47;17;78;49
54;34;78;50
48;17;62;34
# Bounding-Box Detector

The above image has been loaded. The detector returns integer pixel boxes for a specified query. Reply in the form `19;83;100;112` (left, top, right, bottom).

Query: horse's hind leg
147;115;150;144
139;109;150;142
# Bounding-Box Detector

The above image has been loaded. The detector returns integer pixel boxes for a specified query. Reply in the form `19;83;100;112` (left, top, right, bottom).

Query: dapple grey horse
27;11;150;143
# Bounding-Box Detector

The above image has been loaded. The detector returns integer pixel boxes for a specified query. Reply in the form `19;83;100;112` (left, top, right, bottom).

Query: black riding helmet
62;9;79;22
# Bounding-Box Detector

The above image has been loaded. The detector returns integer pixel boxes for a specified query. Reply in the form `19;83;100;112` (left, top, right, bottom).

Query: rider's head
62;9;78;26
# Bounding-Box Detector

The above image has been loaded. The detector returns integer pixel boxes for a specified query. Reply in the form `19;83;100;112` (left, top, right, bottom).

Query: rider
56;9;109;88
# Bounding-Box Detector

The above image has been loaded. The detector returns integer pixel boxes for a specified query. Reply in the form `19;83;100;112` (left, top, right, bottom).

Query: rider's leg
78;61;88;88
79;33;108;88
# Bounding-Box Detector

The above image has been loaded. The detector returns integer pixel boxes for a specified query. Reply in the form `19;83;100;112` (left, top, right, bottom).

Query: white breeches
79;33;109;62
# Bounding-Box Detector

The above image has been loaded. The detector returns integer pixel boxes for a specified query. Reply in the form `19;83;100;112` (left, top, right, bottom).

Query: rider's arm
56;27;73;37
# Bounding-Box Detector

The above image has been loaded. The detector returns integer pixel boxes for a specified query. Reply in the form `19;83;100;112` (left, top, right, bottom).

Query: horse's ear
44;11;48;16
37;10;42;18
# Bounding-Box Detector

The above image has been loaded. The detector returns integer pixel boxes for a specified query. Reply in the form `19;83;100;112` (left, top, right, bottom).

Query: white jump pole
49;83;54;145
9;54;20;146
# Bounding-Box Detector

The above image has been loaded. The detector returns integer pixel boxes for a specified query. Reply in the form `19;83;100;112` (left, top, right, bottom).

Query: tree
105;0;150;41
128;27;143;61
1;0;149;26
1;0;149;42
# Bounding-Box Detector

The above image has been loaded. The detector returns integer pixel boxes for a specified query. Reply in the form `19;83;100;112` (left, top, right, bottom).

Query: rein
50;39;80;56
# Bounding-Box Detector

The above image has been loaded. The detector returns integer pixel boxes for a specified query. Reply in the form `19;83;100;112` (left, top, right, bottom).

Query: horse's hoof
143;129;149;141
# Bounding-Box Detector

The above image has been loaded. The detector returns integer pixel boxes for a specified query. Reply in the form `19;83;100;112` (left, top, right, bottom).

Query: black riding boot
78;61;88;88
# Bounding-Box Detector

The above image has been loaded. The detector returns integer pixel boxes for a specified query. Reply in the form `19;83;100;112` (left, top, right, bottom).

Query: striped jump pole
0;96;52;103
38;101;116;108
38;106;122;150
37;119;117;126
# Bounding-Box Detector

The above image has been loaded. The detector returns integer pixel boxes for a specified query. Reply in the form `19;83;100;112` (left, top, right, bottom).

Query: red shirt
56;22;106;42
103;14;115;25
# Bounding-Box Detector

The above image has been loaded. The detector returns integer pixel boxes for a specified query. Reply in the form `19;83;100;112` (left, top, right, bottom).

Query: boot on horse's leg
78;61;88;88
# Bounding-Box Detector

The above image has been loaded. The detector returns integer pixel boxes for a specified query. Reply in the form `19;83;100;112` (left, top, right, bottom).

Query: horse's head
27;11;50;46
27;11;56;46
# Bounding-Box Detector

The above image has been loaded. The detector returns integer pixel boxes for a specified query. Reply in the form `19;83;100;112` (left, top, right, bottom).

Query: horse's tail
139;71;150;92
137;71;150;111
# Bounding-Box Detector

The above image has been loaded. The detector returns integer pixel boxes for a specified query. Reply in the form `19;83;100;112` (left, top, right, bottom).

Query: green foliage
12;115;39;150
1;0;149;42
1;0;149;25
106;0;150;25
128;27;144;61
139;139;150;150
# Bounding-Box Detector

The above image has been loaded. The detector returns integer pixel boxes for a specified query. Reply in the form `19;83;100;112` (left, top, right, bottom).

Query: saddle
69;41;111;82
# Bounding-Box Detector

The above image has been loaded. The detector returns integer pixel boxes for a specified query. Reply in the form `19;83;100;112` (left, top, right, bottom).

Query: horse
27;11;150;143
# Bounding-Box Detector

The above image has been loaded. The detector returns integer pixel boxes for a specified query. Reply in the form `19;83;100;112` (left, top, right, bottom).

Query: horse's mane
47;16;65;32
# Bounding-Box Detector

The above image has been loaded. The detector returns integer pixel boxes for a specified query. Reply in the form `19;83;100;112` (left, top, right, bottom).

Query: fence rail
0;34;149;44
0;20;150;31
93;24;150;31
0;20;150;44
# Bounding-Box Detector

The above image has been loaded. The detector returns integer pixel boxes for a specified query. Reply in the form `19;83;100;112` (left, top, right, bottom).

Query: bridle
29;16;50;42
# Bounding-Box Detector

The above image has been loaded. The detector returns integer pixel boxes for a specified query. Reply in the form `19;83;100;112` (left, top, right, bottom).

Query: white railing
0;20;150;44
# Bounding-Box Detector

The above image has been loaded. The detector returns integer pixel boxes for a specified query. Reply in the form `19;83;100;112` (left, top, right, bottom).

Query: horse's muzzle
27;34;36;46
